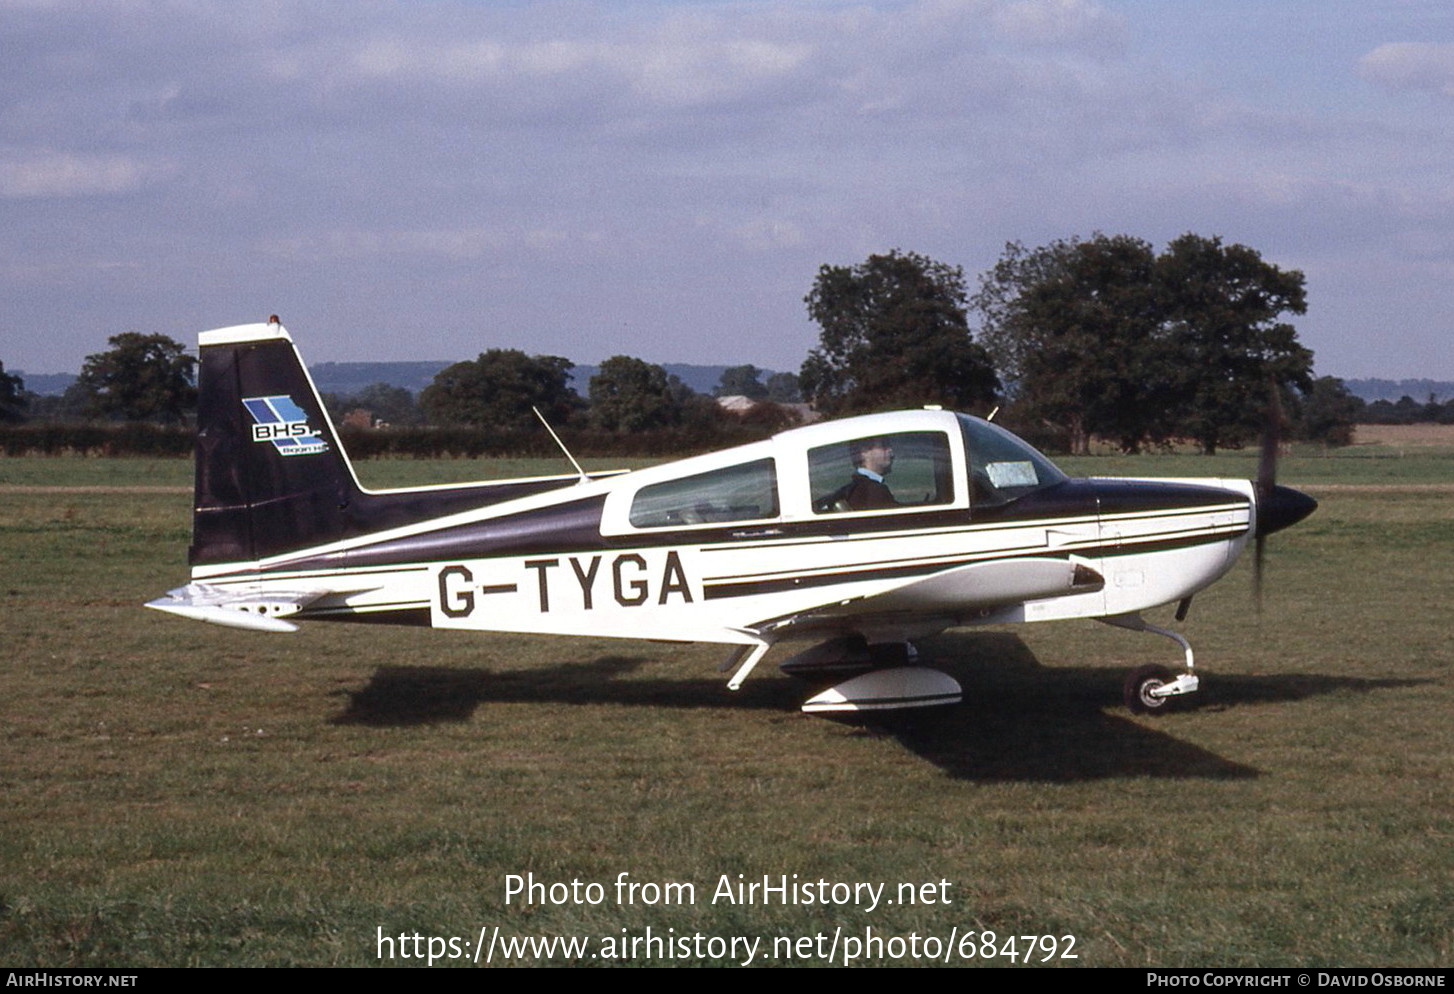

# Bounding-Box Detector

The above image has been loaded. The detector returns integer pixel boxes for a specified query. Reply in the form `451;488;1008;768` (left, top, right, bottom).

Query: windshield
956;414;1067;508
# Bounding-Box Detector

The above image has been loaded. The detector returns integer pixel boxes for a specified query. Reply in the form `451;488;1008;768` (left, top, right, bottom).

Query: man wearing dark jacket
840;437;898;510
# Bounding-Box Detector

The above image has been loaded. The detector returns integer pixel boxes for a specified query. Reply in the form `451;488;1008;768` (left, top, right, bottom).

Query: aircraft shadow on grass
330;631;1423;783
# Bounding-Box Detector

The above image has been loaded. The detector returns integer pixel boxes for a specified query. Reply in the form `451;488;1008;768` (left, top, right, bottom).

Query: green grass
6;439;1450;490
1056;444;1454;487
1;454;1451;966
0;455;634;491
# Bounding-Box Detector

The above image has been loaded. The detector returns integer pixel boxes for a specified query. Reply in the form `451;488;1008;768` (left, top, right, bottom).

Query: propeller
1253;386;1280;607
1252;383;1318;609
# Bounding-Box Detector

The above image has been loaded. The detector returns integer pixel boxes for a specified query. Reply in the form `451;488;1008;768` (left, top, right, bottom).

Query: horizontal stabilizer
145;583;331;633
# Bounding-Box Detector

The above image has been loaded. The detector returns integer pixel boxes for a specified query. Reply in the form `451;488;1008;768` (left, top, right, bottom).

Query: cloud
990;0;1125;54
342;30;814;108
227;0;1138;135
1359;42;1454;97
0;150;170;198
3;1;1452;380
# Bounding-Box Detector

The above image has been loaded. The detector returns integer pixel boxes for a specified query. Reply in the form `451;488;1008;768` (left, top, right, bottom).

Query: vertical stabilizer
190;320;361;566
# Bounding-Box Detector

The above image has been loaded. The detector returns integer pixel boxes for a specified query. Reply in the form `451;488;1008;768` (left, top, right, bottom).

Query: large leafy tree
0;361;26;423
973;234;1169;454
588;355;683;432
76;332;196;423
801;250;999;416
419;350;576;429
1156;234;1312;453
974;233;1314;454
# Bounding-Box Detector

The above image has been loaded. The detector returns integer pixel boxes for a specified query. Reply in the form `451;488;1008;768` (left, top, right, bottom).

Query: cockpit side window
629;458;779;528
958;415;1067;507
809;431;954;514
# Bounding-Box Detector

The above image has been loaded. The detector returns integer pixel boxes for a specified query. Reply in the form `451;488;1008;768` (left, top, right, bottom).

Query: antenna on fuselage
532;406;590;485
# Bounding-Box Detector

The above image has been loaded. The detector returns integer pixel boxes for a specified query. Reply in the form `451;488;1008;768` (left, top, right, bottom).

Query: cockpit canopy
603;409;1067;536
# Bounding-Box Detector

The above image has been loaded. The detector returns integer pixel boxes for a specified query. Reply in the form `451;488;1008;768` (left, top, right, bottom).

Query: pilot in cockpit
838;437;900;510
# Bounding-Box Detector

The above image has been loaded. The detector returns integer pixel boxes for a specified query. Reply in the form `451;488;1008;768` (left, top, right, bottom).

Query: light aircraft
147;319;1317;716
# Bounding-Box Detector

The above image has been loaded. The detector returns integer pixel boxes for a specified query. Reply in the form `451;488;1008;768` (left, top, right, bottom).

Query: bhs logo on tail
242;395;330;456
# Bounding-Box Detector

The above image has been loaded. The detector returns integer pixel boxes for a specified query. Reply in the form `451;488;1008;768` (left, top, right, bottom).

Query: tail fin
190;320;362;566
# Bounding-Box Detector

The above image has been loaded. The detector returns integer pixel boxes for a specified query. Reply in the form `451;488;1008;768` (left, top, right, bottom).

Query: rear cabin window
810;432;954;514
629;459;779;528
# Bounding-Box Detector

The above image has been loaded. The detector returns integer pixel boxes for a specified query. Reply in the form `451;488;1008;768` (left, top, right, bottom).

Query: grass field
1;446;1450;967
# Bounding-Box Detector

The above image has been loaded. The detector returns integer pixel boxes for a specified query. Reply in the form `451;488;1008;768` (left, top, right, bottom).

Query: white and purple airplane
148;320;1316;716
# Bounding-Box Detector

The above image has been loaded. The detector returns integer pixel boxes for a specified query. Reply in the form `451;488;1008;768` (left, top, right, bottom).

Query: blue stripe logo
242;395;330;456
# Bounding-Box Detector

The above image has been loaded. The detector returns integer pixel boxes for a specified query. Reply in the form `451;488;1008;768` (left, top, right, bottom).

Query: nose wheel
1124;664;1175;714
1101;614;1201;714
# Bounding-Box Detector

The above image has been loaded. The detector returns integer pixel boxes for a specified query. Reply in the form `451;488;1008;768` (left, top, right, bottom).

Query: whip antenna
532;406;589;484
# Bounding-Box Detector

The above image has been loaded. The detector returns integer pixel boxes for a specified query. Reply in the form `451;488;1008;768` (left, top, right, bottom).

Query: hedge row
336;423;781;460
0;422;783;459
0;422;193;456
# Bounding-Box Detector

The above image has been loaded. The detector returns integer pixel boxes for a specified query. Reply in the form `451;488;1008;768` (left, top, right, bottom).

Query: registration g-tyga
148;320;1317;716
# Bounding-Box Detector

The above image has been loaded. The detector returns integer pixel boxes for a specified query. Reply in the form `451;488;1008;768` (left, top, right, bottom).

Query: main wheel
1124;664;1174;714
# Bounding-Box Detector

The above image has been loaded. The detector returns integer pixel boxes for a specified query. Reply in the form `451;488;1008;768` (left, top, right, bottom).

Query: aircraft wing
749;556;1104;637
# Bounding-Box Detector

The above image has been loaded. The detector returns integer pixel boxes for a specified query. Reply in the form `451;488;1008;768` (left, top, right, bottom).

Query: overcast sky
4;0;1453;382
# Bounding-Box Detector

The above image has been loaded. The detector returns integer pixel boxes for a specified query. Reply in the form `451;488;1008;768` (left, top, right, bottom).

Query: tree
764;371;801;403
973;233;1315;454
670;375;730;432
326;382;423;427
713;365;769;400
1157;234;1313;454
419;350;576;429
0;361;26;423
1292;376;1362;447
588;355;683;432
26;381;93;422
801;250;999;416
75;332;197;423
973;235;1168;454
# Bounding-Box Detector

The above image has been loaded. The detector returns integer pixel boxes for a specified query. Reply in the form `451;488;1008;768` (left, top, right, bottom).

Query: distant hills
302;361;739;397
1342;378;1454;404
14;364;1454;404
14;372;77;396
305;362;452;395
14;361;752;398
